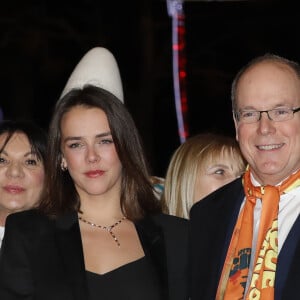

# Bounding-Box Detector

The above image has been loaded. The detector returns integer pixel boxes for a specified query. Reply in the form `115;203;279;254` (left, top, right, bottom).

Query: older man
190;53;300;300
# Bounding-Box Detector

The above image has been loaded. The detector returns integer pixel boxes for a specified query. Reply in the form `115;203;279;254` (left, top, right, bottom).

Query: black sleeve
0;213;34;299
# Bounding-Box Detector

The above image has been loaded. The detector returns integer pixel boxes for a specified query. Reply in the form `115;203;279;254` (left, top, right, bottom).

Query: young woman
0;86;188;300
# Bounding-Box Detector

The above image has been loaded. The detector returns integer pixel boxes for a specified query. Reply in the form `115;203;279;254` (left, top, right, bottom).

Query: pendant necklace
78;215;126;247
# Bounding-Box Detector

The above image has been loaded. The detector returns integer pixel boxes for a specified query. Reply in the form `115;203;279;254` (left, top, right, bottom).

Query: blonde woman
162;133;246;219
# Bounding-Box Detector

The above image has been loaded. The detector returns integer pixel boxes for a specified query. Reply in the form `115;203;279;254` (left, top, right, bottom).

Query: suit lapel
206;178;245;280
53;213;169;299
135;216;169;299
190;178;245;299
218;181;246;276
276;214;300;300
54;212;88;300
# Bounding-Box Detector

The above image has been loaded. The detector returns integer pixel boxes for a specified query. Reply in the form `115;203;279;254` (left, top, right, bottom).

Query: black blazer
189;177;300;300
0;210;189;300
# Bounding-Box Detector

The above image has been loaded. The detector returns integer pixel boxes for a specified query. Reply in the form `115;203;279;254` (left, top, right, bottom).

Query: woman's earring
61;160;68;171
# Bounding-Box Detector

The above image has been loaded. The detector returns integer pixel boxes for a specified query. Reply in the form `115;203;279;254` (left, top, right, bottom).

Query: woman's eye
0;156;7;164
25;159;38;166
99;139;113;144
68;142;81;148
214;169;225;175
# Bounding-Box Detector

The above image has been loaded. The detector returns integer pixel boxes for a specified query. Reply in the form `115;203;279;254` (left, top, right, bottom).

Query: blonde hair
161;133;246;219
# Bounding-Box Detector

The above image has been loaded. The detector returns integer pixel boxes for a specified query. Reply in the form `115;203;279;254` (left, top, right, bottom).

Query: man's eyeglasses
235;107;300;124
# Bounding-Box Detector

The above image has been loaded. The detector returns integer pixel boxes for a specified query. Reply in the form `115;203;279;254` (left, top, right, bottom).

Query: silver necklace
78;215;126;247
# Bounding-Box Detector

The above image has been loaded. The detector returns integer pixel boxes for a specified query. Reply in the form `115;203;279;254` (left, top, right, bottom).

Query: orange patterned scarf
216;167;300;300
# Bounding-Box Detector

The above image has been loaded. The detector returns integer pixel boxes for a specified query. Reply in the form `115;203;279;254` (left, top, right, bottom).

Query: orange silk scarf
216;167;300;300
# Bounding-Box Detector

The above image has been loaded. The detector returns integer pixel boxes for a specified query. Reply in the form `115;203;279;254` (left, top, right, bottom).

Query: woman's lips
3;185;25;194
84;170;104;178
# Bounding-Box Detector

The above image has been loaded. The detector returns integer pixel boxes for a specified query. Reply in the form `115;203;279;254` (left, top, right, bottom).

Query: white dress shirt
0;226;4;249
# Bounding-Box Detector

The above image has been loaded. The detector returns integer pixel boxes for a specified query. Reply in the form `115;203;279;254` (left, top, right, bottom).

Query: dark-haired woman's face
60;106;123;206
0;133;45;222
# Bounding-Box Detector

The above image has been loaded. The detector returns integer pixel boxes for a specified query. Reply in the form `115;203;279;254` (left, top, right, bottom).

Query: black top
0;212;189;300
86;256;163;300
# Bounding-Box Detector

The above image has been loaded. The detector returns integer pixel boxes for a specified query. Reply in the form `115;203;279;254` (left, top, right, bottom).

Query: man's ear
233;111;239;141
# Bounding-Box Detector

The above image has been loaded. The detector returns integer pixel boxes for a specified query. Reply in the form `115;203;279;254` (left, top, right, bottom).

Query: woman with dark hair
0;119;47;247
0;85;188;300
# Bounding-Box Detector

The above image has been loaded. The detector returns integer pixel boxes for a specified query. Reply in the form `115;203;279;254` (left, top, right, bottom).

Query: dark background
0;0;299;177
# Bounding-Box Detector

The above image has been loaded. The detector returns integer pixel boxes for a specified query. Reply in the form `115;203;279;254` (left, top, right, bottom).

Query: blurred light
167;0;189;143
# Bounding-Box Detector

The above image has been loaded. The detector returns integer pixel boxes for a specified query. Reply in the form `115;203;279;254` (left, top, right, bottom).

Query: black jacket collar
54;212;169;299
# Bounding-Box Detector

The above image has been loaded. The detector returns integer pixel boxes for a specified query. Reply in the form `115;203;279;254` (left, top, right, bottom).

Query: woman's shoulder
137;213;188;235
6;208;46;221
149;213;188;233
149;214;188;262
151;213;188;223
5;209;52;233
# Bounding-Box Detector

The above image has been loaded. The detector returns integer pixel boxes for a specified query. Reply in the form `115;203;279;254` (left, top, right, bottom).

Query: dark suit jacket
189;177;300;300
0;210;189;300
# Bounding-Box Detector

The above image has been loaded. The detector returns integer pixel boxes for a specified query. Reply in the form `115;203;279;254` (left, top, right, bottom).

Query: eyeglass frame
234;106;300;124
